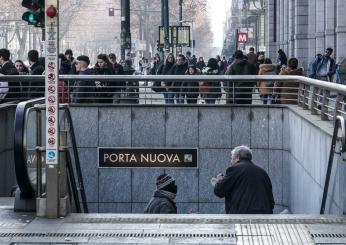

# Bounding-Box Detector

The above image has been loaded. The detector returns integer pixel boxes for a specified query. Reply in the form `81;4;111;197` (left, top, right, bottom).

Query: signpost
45;0;59;218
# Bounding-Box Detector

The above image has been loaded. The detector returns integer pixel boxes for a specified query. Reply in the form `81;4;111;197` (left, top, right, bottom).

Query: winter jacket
28;61;45;98
225;59;257;104
156;62;175;91
257;64;277;95
196;61;206;71
0;61;20;100
309;55;336;81
71;68;95;103
183;69;200;97
144;190;177;214
200;67;221;99
150;60;163;75
167;61;189;92
93;64;116;102
277;67;304;104
214;160;275;214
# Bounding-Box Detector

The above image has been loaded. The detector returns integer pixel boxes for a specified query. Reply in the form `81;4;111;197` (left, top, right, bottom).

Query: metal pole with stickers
44;0;60;218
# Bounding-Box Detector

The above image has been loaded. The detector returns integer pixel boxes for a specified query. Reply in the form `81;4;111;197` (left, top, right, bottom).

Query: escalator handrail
62;106;89;213
320;115;346;214
14;98;45;199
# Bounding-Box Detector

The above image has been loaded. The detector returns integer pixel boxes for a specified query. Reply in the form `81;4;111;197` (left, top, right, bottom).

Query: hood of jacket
202;67;219;75
280;67;304;76
259;64;277;73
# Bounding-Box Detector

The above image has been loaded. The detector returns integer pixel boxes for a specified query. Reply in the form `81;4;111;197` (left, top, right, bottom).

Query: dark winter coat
167;61;189;92
144;190;177;214
94;64;115;102
200;67;221;99
0;61;20;100
225;59;258;104
196;61;206;71
150;60;163;75
156;61;175;91
214;160;275;214
28;61;45;98
71;68;95;103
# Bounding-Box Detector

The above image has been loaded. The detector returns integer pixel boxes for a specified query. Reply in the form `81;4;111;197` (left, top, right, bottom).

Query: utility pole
162;0;170;56
121;0;131;63
178;0;183;56
179;0;183;26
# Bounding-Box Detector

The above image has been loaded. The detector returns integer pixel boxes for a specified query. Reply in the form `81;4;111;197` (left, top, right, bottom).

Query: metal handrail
320;115;346;214
14;97;45;198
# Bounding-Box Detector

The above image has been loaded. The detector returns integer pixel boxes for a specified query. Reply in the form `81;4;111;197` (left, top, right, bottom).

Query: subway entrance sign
237;32;248;43
99;148;198;168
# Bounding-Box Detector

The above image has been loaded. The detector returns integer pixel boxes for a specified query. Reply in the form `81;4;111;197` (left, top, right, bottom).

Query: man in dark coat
167;54;188;104
27;50;45;98
144;174;177;214
213;145;275;214
71;55;94;103
0;48;20;101
225;50;257;104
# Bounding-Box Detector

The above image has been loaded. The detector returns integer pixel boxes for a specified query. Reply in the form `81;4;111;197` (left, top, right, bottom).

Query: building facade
266;0;346;71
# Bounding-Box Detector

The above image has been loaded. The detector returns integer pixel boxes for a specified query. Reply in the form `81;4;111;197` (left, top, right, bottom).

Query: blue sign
48;150;56;159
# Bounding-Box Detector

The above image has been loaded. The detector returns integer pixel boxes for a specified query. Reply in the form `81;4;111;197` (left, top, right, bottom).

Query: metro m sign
237;32;248;43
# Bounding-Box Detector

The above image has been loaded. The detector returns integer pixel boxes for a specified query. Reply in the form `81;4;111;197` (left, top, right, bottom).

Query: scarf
157;189;176;202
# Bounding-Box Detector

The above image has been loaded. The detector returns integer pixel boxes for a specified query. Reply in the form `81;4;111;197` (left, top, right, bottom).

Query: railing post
302;84;310;110
298;83;304;107
321;90;330;120
311;86;319;115
333;94;343;122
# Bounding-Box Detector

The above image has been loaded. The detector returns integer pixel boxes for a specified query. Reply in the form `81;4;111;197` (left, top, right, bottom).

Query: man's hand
216;173;224;180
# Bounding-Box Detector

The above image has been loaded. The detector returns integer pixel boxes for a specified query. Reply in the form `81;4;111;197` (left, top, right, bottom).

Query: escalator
13;98;88;213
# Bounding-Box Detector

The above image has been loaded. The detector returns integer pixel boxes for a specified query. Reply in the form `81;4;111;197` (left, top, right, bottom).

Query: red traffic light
46;5;57;18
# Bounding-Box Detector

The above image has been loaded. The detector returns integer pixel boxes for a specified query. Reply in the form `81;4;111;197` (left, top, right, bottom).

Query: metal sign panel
159;26;190;47
237;32;248;43
45;1;59;165
98;148;198;168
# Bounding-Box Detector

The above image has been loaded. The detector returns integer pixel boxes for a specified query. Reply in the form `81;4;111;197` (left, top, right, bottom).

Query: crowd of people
0;46;341;104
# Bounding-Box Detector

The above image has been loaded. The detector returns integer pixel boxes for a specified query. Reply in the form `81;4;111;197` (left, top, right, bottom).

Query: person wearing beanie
144;174;178;214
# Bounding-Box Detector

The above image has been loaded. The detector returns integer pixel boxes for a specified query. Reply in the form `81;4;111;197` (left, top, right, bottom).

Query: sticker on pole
45;0;59;165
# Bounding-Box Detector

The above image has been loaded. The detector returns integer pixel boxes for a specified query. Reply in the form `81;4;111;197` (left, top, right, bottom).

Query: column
315;0;325;54
308;0;317;68
283;0;289;53
336;0;346;63
324;0;336;52
266;0;277;60
279;0;285;50
294;0;309;69
288;0;295;58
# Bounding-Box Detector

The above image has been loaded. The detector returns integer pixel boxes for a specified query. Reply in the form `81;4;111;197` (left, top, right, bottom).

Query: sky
208;0;232;49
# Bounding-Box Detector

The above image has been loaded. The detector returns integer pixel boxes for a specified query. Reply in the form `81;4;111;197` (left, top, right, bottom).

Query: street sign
159;26;190;47
99;148;198;168
45;0;59;165
237;32;248;43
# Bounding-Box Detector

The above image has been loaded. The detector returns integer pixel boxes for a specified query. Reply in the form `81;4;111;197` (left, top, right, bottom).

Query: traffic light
156;40;163;52
21;0;45;27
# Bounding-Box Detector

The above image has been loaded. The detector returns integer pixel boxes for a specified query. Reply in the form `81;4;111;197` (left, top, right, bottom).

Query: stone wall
266;0;346;71
287;107;346;214
70;106;289;214
0;105;16;197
